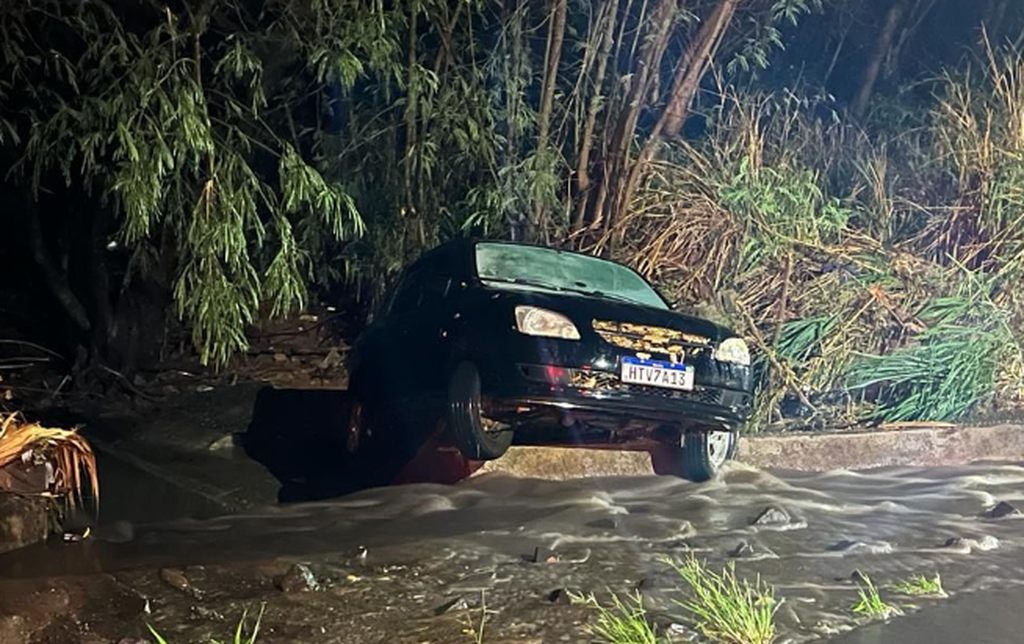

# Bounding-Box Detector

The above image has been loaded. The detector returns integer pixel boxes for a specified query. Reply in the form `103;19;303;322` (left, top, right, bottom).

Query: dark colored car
347;239;754;481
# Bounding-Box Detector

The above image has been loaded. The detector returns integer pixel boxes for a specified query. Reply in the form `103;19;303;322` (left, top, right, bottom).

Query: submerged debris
751;506;791;526
275;563;321;592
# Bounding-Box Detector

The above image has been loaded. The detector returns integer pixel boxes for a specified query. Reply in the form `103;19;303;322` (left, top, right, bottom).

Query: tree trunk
404;0;419;219
22;195;92;340
590;0;678;235
852;0;909;120
610;0;740;246
531;0;568;239
575;0;621;203
662;0;741;138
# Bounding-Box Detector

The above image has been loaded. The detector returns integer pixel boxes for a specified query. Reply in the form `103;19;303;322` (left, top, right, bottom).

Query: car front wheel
448;361;513;461
679;429;737;482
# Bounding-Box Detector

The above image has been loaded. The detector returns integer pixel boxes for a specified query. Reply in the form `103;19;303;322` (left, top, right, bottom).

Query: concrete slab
468;424;1024;479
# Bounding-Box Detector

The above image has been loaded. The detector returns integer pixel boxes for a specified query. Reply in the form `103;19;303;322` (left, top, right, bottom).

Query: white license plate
620;356;694;391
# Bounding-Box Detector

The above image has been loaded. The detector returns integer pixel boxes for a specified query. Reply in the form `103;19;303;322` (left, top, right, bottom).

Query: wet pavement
3;460;1024;643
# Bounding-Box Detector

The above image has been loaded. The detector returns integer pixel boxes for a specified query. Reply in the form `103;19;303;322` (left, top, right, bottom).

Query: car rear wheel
679;429;737;482
448;361;513;461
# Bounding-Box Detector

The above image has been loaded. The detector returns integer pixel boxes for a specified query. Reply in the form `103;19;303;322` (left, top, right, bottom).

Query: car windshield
474;243;667;309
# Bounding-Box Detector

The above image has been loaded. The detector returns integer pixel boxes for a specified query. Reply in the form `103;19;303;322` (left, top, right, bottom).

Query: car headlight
514;306;580;340
714;337;751;366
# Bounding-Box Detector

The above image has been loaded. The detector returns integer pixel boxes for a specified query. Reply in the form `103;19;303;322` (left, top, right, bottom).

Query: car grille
592;320;713;359
570;370;724;405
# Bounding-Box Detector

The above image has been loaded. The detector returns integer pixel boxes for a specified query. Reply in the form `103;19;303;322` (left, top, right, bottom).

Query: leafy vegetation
571;590;659;644
851;575;897;619
892;573;945;597
668;556;780;644
0;0;1023;426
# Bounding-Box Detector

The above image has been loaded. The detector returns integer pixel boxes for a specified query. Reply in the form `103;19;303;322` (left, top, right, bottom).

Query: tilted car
347;239;754;481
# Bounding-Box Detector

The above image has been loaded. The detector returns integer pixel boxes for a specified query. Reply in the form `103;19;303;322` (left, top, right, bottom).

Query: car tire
448;361;513;461
679;429;738;482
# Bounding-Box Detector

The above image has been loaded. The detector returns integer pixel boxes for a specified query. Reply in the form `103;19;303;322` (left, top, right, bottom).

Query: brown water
3;461;1024;643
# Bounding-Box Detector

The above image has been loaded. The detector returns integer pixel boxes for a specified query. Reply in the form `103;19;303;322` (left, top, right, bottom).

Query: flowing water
2;461;1024;643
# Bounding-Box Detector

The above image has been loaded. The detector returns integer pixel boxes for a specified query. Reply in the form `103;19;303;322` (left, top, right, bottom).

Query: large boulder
0;493;53;554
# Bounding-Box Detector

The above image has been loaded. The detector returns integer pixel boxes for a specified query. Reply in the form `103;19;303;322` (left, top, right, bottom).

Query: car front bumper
482;363;753;432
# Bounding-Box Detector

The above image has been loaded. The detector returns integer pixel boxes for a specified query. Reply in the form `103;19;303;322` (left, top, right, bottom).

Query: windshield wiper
481;276;567;291
562;285;643;306
484;276;646;307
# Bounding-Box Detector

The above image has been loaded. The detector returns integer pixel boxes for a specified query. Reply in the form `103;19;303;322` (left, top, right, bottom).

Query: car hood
484;286;733;342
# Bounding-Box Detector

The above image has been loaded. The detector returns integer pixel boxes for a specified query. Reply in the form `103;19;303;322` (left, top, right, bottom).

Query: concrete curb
475;424;1024;479
739;423;1024;471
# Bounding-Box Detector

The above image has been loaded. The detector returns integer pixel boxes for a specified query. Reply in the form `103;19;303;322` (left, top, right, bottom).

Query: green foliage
851;575;896;619
848;270;1021;422
891;573;944;597
720;157;851;270
2;0;371;366
667;556;780;644
571;590;659;644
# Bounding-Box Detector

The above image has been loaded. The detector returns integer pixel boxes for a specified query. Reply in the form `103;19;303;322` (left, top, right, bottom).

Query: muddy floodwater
2;462;1024;643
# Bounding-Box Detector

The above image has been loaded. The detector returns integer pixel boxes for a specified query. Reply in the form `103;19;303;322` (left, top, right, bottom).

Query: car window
474;243;668;309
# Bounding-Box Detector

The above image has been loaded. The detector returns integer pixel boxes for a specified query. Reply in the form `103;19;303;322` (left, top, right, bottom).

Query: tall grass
571;591;659;644
667;557;780;644
851;575;896;619
608;49;1024;427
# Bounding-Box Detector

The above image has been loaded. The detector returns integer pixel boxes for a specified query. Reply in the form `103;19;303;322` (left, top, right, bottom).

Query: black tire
679;429;738;482
448;361;513;461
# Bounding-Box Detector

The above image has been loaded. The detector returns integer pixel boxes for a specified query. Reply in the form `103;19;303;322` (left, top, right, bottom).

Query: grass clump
667;556;780;644
891;573;944;597
571;590;659;644
851;575;897;618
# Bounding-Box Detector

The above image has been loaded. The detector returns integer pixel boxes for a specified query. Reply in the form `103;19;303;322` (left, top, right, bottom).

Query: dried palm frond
0;413;99;511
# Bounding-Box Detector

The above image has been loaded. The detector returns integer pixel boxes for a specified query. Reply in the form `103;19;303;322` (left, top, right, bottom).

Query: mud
2;462;1024;643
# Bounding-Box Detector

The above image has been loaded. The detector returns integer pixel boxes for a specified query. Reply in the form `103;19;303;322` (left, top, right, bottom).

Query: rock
117;639;149;644
524;546;558;564
162;385;181;395
319;348;343;371
546;588;572;605
827;539;893;555
665;623;695;642
191;605;225;621
586;518;618;530
0;493;53;554
750;506;791;526
434;597;469;615
988;501;1021;518
157;569;193;593
273;353;289;363
207;435;236;452
274;563;320;593
195;385;214;393
943;536;965;548
729;541;756;558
